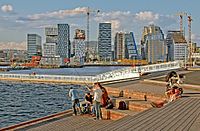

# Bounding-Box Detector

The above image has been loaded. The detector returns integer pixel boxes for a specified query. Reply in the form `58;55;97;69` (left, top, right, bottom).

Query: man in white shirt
93;83;103;120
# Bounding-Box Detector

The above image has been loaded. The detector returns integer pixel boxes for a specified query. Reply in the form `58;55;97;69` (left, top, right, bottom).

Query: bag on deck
118;101;127;110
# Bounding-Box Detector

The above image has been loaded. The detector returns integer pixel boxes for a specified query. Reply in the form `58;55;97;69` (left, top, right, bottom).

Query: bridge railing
136;61;182;74
0;73;95;84
95;66;139;82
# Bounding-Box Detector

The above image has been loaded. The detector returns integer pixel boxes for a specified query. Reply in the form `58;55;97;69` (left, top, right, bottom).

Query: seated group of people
81;83;114;116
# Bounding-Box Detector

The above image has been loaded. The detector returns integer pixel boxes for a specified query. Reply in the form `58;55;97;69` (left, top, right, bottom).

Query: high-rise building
73;29;86;65
141;25;166;63
124;32;138;59
98;23;112;61
57;24;70;59
27;34;42;59
114;32;138;60
114;32;124;60
42;43;57;57
45;27;58;43
166;31;187;61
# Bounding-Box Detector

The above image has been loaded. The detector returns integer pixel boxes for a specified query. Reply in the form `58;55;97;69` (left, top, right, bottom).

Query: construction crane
188;15;193;67
86;7;100;62
66;7;100;62
176;12;187;34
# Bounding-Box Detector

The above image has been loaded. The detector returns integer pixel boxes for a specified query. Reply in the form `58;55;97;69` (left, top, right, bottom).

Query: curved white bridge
0;61;182;84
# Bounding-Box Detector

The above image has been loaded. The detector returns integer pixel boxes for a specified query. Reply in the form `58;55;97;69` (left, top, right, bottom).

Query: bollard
144;95;147;101
107;110;111;120
119;90;124;97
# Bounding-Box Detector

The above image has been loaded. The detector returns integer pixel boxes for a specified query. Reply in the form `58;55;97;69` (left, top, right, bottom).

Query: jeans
72;99;81;115
94;101;102;119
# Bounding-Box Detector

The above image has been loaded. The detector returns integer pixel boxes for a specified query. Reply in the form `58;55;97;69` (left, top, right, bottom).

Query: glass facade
141;25;166;63
57;24;70;58
166;31;187;61
98;23;112;61
27;34;42;59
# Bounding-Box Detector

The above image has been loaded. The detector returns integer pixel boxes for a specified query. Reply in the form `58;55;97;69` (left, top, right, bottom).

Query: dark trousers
72;99;81;115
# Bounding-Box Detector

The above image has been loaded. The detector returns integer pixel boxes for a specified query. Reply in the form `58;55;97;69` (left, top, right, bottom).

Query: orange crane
176;12;187;34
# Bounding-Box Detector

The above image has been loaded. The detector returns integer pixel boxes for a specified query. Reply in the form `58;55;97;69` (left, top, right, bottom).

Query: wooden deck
97;97;200;131
18;97;200;131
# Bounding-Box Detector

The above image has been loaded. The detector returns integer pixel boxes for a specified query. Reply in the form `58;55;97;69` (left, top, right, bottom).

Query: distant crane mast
86;7;100;62
188;15;193;67
176;12;187;34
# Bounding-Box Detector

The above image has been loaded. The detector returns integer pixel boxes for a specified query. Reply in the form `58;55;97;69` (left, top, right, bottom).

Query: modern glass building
124;32;138;59
42;43;57;57
114;32;124;60
73;29;86;65
57;24;70;59
98;23;112;61
45;27;58;43
141;25;167;63
166;31;187;61
114;32;138;60
27;34;42;59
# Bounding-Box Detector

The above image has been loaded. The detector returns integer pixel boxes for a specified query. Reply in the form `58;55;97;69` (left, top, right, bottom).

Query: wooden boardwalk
97;97;200;131
21;97;200;131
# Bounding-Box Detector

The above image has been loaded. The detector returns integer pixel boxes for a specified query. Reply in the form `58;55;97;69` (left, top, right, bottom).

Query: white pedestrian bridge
0;61;182;84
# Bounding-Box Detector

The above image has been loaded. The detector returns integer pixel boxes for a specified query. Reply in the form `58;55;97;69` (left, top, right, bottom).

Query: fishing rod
73;67;93;91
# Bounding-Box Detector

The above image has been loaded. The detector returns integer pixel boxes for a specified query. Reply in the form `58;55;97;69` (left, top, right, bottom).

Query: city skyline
0;0;200;50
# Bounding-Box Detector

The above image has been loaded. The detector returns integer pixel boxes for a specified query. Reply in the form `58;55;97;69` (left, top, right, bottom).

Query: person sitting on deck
98;84;109;107
82;92;93;114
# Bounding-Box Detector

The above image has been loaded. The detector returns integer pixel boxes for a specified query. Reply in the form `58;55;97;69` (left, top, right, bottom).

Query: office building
114;32;124;60
27;34;42;59
141;25;166;63
98;23;112;61
124;32;138;59
166;31;187;61
45;27;58;43
114;32;138;60
57;24;70;59
73;29;86;65
42;43;57;57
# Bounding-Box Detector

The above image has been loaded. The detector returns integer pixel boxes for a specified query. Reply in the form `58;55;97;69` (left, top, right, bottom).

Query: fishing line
73;67;92;91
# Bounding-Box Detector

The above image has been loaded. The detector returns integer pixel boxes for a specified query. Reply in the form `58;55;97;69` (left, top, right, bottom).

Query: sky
0;0;200;50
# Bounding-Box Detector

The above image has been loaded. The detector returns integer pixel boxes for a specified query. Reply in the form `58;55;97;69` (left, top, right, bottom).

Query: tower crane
67;7;100;62
188;15;193;67
176;12;187;34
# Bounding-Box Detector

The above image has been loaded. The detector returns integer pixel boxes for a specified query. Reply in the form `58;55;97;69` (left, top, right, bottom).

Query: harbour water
0;81;88;128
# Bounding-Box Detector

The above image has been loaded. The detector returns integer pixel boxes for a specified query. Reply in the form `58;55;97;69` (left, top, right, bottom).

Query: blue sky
0;0;200;49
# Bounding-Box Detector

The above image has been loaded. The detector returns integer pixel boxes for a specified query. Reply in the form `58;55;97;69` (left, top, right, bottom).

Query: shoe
93;118;99;120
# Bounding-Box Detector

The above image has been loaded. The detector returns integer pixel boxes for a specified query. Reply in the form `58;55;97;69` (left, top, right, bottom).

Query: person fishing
69;86;82;116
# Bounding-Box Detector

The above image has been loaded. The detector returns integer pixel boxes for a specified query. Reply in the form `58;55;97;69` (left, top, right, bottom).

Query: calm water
0;81;88;128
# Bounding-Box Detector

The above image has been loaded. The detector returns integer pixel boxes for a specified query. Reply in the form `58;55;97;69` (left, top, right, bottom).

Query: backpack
118;101;127;110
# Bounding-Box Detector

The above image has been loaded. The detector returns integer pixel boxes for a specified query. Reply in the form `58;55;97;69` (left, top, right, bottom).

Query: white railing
0;74;95;84
0;61;183;84
135;61;182;74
